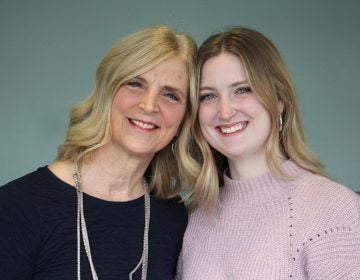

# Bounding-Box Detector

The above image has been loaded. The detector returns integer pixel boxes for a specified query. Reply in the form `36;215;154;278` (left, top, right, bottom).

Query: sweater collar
220;160;310;207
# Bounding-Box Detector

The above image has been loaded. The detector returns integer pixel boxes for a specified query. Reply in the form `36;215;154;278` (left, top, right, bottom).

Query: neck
227;150;285;181
49;142;154;201
79;143;152;201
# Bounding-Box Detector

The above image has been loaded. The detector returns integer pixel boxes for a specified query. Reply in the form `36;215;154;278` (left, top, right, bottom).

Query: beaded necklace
73;161;150;279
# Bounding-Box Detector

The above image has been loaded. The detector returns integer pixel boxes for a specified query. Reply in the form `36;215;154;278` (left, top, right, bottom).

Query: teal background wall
1;0;359;192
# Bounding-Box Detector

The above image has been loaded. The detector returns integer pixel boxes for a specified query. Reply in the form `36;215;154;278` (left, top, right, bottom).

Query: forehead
142;56;188;87
201;52;247;85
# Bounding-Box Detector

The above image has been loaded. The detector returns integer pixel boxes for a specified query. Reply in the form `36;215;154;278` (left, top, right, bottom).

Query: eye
235;86;252;95
126;80;143;89
163;91;181;102
200;92;216;102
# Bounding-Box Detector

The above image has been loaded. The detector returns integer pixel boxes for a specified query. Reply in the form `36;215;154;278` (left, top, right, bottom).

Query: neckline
220;160;310;207
41;166;146;206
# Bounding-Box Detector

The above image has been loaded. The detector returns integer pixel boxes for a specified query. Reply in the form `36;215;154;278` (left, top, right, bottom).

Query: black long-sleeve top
0;166;187;279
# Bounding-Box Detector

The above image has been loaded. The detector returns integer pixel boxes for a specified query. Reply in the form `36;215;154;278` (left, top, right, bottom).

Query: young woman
178;27;360;279
0;25;198;280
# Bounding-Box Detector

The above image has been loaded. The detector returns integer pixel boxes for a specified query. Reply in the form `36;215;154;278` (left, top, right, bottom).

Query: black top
0;167;188;280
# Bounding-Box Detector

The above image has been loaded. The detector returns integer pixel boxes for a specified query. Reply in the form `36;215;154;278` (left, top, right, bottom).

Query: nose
139;90;159;113
218;96;235;120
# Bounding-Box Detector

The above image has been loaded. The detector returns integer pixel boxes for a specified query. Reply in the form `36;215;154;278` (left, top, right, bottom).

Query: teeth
220;122;246;134
131;119;155;129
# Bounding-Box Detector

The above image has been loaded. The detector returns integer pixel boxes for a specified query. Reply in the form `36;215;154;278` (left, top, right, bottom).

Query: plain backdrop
0;0;359;192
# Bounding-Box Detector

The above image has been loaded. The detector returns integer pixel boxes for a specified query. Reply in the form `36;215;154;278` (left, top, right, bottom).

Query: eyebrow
134;75;186;97
131;76;146;82
200;80;249;91
164;85;186;97
199;86;214;92
229;80;249;88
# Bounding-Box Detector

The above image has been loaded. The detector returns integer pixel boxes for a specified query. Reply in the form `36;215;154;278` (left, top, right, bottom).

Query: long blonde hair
189;27;325;209
57;25;199;198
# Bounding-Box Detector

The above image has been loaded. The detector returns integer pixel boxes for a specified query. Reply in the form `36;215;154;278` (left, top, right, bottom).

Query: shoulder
1;165;69;194
0;167;54;221
185;205;215;240
0;169;49;254
0;167;49;200
151;195;188;217
0;166;74;216
151;195;188;225
293;173;360;229
294;174;359;208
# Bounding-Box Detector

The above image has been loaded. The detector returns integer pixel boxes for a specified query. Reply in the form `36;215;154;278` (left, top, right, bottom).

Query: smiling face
110;55;188;158
199;52;272;169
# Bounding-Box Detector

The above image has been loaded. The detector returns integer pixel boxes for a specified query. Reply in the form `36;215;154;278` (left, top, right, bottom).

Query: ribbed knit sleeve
292;176;360;280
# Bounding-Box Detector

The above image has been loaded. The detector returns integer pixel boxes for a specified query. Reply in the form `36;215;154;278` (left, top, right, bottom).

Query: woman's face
110;55;188;158
198;52;272;164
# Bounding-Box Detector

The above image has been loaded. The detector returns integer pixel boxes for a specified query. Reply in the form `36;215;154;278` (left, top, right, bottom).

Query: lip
216;121;248;135
128;118;159;131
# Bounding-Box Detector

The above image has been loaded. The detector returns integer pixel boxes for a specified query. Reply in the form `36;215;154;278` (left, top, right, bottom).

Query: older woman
178;27;360;279
0;25;198;279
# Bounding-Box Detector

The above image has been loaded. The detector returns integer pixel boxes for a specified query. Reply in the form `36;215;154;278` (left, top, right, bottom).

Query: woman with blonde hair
0;25;198;279
177;27;360;279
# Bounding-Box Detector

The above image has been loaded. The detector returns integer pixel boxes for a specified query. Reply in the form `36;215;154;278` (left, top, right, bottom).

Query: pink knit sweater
177;161;360;279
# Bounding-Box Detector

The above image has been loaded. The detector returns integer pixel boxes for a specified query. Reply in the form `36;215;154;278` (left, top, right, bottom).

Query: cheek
239;96;259;111
163;105;186;129
247;100;272;132
113;91;138;112
241;96;267;117
198;104;213;126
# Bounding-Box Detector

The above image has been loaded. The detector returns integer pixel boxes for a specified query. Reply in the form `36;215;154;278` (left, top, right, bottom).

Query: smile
218;122;248;134
129;119;158;130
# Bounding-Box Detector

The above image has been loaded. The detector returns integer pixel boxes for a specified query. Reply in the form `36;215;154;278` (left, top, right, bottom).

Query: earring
279;114;283;132
171;141;175;154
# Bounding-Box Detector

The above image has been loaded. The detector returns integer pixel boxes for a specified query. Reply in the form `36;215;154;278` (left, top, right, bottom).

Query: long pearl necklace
73;161;150;280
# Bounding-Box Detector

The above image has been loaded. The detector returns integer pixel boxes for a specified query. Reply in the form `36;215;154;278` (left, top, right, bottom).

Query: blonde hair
57;25;199;199
189;26;325;209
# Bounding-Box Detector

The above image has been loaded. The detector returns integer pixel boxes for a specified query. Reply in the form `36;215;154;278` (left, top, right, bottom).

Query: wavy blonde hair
57;25;199;198
188;27;325;209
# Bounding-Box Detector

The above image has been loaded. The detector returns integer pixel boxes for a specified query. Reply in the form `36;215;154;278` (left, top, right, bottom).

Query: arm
0;187;40;279
303;192;360;280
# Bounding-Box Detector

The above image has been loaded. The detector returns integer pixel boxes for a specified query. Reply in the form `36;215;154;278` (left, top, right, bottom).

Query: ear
277;101;284;114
